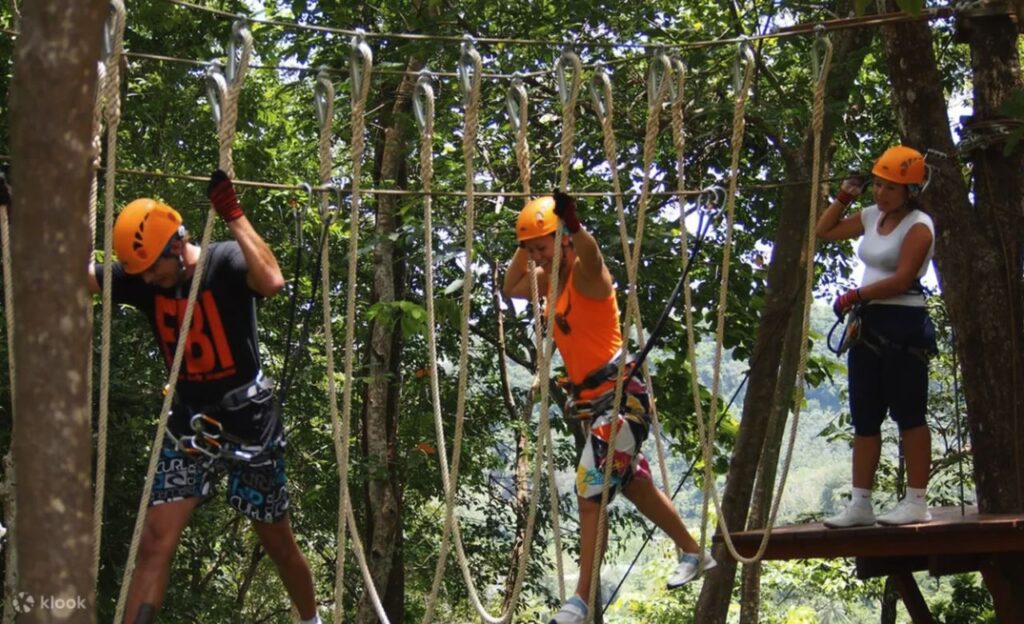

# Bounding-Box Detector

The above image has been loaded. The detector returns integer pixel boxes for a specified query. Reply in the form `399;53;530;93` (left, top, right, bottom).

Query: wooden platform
713;506;1024;623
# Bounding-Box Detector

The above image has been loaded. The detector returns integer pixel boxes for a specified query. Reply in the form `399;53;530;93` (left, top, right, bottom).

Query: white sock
851;487;873;507
300;615;321;624
906;487;926;505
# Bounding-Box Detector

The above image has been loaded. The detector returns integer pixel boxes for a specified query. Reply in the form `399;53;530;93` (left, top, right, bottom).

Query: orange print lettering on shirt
154;291;237;381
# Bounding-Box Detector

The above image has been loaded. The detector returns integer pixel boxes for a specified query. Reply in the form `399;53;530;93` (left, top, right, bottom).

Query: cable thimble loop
506;74;527;134
100;1;120;62
647;48;672;110
314;68;334;129
457;35;480;104
589;67;613;124
555;48;581;108
413;68;435;131
733;38;755;95
205;60;228;126
671;58;686;102
349;29;372;98
226;15;250;86
698;184;726;215
811;25;832;82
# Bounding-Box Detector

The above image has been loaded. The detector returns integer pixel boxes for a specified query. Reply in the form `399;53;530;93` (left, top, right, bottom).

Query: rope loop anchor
457;35;481;104
226;15;250;86
314;67;334;130
733;38;756;96
349;29;373;99
589;66;613;125
100;0;122;62
506;74;528;134
670;57;686;102
413;68;436;131
555;48;582;108
810;25;833;82
205;60;228;126
647;48;672;110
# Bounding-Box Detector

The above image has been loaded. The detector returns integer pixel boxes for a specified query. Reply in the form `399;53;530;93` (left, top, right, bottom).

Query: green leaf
894;0;925;16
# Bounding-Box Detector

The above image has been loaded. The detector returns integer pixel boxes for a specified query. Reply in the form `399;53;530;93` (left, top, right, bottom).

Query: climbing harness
828;305;864;355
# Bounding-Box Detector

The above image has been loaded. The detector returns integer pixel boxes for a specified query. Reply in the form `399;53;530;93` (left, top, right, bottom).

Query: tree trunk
697;7;874;619
9;1;105;621
878;1;1024;590
738;298;807;624
356;58;420;624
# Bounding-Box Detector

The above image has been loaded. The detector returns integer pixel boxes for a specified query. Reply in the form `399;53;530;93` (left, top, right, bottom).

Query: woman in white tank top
815;145;937;529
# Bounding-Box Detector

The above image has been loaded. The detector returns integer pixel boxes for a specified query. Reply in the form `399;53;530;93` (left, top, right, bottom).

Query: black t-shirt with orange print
96;241;262;415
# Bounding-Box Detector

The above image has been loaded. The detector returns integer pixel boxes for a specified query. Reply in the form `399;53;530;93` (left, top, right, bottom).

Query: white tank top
857;205;935;307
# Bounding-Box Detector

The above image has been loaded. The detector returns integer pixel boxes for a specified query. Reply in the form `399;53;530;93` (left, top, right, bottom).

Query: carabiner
205;60;228;126
647;48;672;111
413;68;435;131
589;67;613;125
506;74;528;134
555;48;582;109
314;68;334;130
190;413;224;439
226;16;250;86
350;29;373;99
457;35;481;104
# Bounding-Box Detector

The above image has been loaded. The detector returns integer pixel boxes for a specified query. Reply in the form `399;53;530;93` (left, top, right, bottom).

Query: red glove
206;169;244;222
552;190;581;234
832;289;862;318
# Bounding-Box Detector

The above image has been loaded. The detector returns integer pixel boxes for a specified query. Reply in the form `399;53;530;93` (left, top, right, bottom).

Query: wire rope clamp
205;60;228;126
314;67;335;130
226;15;251;86
506;73;528;134
457;35;481;104
589;66;613;125
349;29;373;99
413;68;436;131
647;47;672;111
733;37;755;96
555;47;582;109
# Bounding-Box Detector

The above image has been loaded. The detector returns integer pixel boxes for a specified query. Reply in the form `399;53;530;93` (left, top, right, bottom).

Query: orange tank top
553;263;623;399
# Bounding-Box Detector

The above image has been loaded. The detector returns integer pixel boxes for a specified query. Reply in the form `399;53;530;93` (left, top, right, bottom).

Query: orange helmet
516;196;559;242
872;145;926;186
113;198;183;274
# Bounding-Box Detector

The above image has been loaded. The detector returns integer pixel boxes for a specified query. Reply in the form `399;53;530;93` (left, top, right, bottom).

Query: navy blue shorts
848;304;936;436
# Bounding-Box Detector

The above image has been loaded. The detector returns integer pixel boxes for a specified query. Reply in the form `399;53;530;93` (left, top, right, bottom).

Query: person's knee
138;518;181;565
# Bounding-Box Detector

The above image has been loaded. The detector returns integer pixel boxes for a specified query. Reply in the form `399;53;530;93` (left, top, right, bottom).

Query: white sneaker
823;502;876;528
548;595;588;624
877;499;932;526
667;550;717;589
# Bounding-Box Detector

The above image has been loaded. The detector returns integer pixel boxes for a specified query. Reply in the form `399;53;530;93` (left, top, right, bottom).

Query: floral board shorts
574;377;653;501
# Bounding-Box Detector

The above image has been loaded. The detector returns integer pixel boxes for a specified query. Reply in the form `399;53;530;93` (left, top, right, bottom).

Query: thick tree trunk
356;58;420;624
9;1;105;621
878;1;1024;591
697;8;873;619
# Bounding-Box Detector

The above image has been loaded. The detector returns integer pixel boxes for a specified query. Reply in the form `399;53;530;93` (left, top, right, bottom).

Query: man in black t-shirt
89;171;320;624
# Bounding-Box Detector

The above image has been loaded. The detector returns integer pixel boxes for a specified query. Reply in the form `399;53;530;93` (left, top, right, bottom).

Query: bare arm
858;223;933;301
569;228;613;299
502;246;549;300
227;216;285;297
87;262;100;295
816;178;865;241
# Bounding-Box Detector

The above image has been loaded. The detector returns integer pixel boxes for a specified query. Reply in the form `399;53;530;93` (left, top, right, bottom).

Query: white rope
335;33;392;624
114;20;253;622
94;0;126;585
585;52;673;621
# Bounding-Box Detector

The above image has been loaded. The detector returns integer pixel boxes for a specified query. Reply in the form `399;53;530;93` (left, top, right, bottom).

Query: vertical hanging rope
94;0;126;585
114;18;253;622
335;32;393;623
585;52;673;621
0;182;17;624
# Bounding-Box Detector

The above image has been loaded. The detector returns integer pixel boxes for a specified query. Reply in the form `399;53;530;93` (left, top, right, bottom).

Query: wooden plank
714;507;1024;561
891;573;936;624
